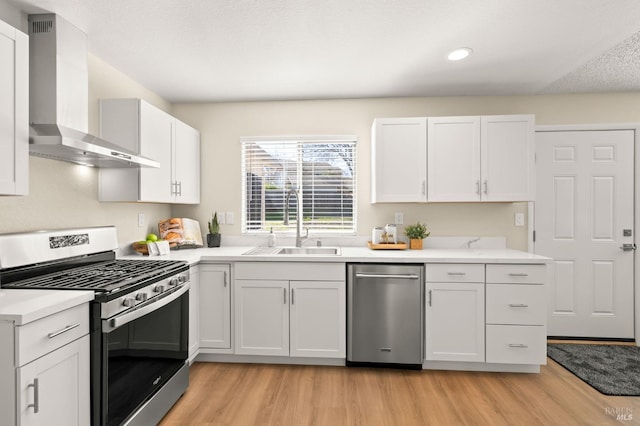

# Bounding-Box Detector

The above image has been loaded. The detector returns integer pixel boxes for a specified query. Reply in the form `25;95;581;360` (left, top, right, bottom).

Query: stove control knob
169;277;179;287
122;297;136;307
154;284;166;293
136;292;148;302
178;275;188;284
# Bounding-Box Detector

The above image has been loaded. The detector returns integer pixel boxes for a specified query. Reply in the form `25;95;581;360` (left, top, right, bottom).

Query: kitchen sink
277;247;340;255
242;246;341;256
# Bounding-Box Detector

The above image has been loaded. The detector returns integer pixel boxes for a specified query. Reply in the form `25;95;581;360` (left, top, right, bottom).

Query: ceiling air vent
30;19;53;34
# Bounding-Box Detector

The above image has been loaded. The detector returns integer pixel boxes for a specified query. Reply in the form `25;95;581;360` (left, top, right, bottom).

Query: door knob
620;243;637;251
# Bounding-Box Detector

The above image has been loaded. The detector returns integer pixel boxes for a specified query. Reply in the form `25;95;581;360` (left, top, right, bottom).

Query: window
241;136;356;234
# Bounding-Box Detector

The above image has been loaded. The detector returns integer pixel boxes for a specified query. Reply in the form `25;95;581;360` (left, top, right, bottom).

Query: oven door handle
104;283;190;333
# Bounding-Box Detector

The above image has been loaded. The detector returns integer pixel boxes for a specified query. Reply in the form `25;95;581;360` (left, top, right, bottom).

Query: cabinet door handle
483;180;488;194
223;271;227;287
447;272;466;276
283;288;287;304
291;289;295;305
178;181;182;196
428;289;432;306
508;343;529;349
508;273;529;277
508;303;529;308
27;378;39;413
475;180;480;195
48;323;80;338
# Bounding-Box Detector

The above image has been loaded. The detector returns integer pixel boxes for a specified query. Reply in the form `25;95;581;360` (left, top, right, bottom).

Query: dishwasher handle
355;273;420;280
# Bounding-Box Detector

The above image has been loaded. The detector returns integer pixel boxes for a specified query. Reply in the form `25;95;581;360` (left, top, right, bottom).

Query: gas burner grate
5;259;187;293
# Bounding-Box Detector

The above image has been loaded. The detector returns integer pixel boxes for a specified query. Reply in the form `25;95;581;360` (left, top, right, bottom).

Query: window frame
240;135;357;235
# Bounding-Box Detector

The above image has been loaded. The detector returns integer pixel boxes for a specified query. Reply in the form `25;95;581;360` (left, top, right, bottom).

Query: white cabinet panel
481;115;534;201
486;325;546;365
486;284;545;325
234;279;289;356
427;116;481;201
199;264;231;350
18;335;90;426
371;118;427;203
188;265;200;361
425;282;485;362
0;19;28;195
290;281;346;358
425;263;484;283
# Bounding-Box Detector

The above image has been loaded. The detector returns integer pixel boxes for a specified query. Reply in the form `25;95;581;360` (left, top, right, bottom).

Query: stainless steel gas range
0;226;190;426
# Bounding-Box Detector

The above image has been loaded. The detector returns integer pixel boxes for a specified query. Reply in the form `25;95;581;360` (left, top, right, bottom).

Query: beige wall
172;93;640;250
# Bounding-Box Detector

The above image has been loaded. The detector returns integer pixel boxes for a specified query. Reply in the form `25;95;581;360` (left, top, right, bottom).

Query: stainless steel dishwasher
347;263;424;369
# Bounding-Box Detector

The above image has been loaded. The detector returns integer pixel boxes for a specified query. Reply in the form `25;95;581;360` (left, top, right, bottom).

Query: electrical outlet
138;213;145;228
226;212;235;225
394;212;404;225
515;213;525;227
218;213;225;225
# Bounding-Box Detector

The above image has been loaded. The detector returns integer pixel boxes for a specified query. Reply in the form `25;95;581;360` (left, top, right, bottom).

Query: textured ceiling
8;0;640;102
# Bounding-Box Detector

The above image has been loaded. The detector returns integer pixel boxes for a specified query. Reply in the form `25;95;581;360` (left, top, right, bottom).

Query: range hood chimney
28;14;159;168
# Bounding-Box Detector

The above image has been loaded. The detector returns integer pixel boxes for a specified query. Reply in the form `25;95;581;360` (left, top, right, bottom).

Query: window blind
241;136;356;234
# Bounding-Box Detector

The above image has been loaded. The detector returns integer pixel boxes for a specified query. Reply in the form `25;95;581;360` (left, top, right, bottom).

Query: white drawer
16;303;89;366
426;264;484;283
486;264;546;284
486;325;546;365
486;284;545;325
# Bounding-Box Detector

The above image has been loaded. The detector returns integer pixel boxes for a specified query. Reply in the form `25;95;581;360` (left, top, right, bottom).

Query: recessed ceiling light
448;47;473;61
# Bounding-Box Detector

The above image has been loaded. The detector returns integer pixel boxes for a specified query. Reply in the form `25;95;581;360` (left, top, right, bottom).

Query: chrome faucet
466;237;481;248
284;187;308;247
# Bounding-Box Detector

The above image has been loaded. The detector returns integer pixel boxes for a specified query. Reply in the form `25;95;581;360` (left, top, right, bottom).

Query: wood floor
160;351;639;425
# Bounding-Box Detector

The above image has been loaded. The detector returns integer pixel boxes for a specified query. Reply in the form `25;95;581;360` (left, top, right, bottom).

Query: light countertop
0;289;94;325
121;246;551;265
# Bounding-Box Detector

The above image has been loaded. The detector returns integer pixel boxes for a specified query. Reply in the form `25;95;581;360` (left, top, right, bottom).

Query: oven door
93;283;189;426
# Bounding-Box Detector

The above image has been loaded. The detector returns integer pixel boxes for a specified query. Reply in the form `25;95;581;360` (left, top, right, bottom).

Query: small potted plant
404;221;430;250
207;212;221;247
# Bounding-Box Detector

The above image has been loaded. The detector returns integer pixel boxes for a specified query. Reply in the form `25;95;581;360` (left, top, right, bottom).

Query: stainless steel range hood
28;14;159;168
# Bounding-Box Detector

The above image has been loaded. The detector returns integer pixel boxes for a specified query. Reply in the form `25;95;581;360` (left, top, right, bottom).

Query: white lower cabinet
485;264;547;365
18;335;90;426
1;303;90;426
234;262;346;358
425;281;485;362
198;264;231;351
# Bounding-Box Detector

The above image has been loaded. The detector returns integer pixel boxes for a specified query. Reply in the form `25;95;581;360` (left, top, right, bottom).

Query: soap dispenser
268;228;276;247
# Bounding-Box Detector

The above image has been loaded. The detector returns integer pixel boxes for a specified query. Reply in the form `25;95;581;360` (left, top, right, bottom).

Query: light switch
515;213;525;227
138;213;145;228
226;212;235;225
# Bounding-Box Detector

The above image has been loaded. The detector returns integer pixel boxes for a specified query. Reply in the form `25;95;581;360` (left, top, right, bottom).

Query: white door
234;280;289;356
289;281;346;358
535;130;634;338
199;264;231;350
427;116;481;201
371;117;427;203
18;336;90;426
425;282;485;362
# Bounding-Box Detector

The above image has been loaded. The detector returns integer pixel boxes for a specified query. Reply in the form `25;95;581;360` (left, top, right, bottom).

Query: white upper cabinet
480;115;535;201
427;116;481;201
0;19;28;196
428;114;534;202
371;117;427;203
373;114;535;203
99;98;200;204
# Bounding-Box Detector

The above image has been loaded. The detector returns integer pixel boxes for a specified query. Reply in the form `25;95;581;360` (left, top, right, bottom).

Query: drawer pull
508;273;529;277
27;378;39;413
508;303;529;308
447;272;467;276
47;323;80;338
508;344;529;349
